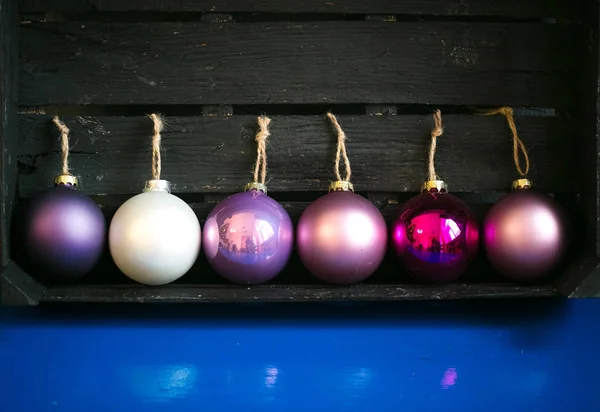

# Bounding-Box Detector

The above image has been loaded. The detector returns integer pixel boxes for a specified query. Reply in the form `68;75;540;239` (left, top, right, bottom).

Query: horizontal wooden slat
19;22;581;106
20;0;580;18
18;115;573;196
41;283;559;303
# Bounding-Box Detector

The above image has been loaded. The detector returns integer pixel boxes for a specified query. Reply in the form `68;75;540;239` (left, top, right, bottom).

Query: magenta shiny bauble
391;191;479;283
484;189;569;282
203;190;294;285
22;186;106;281
296;191;388;285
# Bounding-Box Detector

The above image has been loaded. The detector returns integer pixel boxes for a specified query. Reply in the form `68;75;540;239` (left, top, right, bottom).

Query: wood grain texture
19;0;580;18
17;115;573;197
0;0;18;268
19;22;580;106
41;283;559;303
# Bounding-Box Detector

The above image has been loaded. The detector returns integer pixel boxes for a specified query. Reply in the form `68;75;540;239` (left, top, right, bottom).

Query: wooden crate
1;0;599;305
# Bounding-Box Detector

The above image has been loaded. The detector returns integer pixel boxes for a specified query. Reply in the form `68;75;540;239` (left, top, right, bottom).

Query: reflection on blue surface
0;300;598;411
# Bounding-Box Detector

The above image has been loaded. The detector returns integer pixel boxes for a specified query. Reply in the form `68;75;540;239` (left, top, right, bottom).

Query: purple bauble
484;189;569;282
23;186;106;280
203;190;293;285
297;191;388;285
391;189;479;283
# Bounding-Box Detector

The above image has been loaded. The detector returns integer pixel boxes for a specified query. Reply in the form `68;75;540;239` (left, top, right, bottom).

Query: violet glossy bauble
483;186;569;282
203;189;293;285
23;185;106;280
297;190;388;285
391;183;479;283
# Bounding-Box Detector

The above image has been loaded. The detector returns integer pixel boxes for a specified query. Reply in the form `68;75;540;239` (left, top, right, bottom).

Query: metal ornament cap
422;180;447;193
54;174;79;188
244;182;267;194
328;180;354;192
144;179;172;193
512;178;533;191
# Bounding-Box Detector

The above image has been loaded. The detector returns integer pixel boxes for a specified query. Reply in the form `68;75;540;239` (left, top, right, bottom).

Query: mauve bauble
484;189;569;281
296;191;388;285
23;186;106;280
391;191;479;283
203;190;294;285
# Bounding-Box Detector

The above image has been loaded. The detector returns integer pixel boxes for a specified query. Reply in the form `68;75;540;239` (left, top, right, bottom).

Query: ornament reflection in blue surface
203;190;294;285
124;365;198;402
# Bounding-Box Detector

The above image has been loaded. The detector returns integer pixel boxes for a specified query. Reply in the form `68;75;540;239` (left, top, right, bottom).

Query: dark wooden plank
19;22;581;106
19;0;580;18
0;0;18;268
41;283;559;303
17;115;573;197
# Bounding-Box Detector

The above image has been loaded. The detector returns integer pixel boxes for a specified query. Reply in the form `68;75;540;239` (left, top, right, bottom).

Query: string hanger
428;110;443;182
52;116;72;176
253;115;271;186
326;112;352;183
480;107;530;177
149;113;164;180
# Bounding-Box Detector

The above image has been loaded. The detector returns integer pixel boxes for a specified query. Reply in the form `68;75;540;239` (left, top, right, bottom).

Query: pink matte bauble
483;189;569;282
296;191;388;285
391;191;479;283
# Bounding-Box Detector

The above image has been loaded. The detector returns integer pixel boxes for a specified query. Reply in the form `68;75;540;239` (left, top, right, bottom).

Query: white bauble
109;184;201;285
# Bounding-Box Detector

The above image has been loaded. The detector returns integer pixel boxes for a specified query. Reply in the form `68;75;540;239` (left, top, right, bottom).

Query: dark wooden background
5;0;594;301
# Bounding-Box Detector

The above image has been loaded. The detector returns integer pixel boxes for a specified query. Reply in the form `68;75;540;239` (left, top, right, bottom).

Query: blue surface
0;300;598;411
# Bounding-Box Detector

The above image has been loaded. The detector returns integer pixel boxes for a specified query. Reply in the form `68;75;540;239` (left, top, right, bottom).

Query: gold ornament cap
54;174;79;188
329;180;354;192
244;182;267;194
512;178;533;191
422;180;447;193
144;179;172;193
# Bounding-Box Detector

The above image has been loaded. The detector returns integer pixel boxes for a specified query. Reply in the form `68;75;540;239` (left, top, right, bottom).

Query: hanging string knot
149;113;164;181
326;112;352;183
253;115;271;185
480;106;530;177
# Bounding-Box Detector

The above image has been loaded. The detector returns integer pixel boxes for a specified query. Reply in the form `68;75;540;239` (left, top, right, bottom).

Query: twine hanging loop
143;113;172;193
52;116;71;176
149;113;164;181
421;110;447;193
481;107;530;177
326;112;353;192
428;110;444;182
52;116;79;187
245;116;271;194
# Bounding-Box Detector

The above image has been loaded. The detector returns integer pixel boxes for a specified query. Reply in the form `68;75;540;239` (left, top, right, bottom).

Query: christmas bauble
296;185;388;285
109;180;201;285
391;181;479;283
23;179;106;281
483;181;569;281
203;187;293;285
